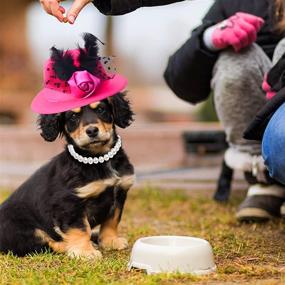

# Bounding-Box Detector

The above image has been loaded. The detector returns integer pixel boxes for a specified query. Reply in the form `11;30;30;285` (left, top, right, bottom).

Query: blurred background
1;0;215;124
1;0;245;192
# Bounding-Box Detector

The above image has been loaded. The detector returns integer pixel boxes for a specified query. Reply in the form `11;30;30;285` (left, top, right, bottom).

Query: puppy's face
38;92;134;154
65;101;114;152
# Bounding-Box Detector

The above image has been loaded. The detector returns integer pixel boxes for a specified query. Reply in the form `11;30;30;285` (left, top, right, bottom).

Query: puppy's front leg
60;229;102;259
99;207;128;250
50;218;102;259
99;175;134;251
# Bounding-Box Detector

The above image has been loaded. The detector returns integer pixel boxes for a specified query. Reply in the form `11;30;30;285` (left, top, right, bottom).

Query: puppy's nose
86;126;99;138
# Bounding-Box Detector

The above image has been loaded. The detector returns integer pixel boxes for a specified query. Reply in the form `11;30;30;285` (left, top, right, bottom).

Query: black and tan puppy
0;94;135;258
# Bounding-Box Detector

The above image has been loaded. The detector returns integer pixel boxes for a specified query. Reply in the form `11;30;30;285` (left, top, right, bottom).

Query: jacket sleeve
164;0;226;104
244;88;285;141
92;0;183;15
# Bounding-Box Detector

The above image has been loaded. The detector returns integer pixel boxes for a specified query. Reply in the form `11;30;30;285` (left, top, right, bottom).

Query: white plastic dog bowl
128;236;216;275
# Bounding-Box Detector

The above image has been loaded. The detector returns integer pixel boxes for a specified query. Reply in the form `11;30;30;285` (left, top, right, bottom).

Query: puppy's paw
67;247;103;260
100;236;128;250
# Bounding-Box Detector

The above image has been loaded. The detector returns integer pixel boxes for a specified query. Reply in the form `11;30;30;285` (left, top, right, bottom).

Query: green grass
0;187;285;285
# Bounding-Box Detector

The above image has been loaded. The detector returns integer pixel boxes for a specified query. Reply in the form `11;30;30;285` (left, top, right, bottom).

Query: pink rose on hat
68;70;101;98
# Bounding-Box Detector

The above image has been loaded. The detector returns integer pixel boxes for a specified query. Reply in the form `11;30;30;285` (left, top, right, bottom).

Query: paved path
0;160;246;192
0;122;248;192
136;166;246;191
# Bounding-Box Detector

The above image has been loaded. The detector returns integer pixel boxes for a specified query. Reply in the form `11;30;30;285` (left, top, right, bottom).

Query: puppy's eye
70;113;79;121
96;106;105;114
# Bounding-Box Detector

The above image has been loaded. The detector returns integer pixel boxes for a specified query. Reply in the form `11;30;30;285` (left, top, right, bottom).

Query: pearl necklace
67;136;121;164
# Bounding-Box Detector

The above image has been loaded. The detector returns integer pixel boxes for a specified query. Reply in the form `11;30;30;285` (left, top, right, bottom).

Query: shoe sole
236;207;273;222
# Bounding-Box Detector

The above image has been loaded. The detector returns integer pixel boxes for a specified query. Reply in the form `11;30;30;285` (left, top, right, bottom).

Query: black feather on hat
79;33;102;75
50;47;77;81
50;33;107;81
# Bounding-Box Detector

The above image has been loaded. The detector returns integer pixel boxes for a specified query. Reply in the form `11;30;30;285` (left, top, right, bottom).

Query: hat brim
31;74;128;114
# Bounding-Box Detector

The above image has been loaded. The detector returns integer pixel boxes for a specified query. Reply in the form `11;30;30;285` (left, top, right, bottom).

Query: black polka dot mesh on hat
45;62;71;93
96;56;117;79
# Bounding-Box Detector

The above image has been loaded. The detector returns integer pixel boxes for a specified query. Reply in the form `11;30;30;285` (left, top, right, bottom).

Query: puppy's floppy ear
38;114;63;142
108;92;134;128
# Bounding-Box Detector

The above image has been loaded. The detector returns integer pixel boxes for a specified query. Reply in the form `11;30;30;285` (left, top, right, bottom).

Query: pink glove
262;74;276;100
203;12;264;52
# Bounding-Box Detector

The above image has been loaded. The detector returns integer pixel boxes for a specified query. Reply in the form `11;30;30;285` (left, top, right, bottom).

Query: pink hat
31;34;128;114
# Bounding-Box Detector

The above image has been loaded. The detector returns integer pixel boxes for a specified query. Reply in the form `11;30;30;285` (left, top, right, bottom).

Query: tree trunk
0;0;37;124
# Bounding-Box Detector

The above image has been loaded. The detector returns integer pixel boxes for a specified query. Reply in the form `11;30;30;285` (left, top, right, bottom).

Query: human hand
262;53;285;99
39;0;92;24
203;12;264;52
262;75;276;99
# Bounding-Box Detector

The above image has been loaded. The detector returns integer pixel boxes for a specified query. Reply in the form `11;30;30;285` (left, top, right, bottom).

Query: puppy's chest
75;169;135;199
77;169;135;228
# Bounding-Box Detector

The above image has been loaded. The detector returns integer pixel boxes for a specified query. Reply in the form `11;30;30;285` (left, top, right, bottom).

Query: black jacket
92;0;183;15
244;87;285;141
244;52;285;141
92;0;284;104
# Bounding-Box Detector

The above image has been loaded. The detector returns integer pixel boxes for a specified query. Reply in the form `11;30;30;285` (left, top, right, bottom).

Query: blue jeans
262;102;285;185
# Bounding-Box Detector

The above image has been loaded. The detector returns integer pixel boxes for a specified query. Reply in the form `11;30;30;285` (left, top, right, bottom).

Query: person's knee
213;45;263;90
262;103;285;185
